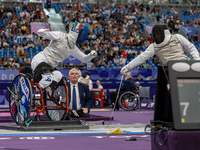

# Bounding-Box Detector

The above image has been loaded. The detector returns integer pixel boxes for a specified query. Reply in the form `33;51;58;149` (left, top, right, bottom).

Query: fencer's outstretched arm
37;28;61;40
176;34;200;60
71;46;97;63
120;44;155;75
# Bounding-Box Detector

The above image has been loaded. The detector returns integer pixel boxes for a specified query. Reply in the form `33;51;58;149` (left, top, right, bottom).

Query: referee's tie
72;85;77;111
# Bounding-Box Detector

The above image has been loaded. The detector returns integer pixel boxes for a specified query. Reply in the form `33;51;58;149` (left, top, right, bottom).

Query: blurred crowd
0;3;50;70
0;1;200;71
150;6;200;33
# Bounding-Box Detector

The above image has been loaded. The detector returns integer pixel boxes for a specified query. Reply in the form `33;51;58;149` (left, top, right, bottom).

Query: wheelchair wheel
45;85;67;121
9;73;33;125
118;91;138;111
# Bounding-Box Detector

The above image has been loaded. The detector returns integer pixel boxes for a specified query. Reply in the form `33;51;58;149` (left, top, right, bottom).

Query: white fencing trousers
31;52;63;89
38;70;62;89
31;52;48;71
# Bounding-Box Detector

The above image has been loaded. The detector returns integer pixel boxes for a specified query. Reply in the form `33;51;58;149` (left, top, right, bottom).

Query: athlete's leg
48;70;63;89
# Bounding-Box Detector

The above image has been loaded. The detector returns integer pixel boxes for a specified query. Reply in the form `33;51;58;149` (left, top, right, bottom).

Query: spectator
121;49;128;58
12;57;19;69
11;12;17;20
24;54;31;63
11;40;18;51
2;39;8;48
4;58;12;69
91;65;95;70
96;80;103;89
47;0;51;10
15;4;20;10
168;17;175;33
22;39;28;47
34;36;41;46
139;64;144;70
148;36;154;43
137;74;143;80
155;10;160;24
148;65;153;70
146;76;154;80
137;48;142;55
19;10;25;18
7;55;13;63
0;57;5;66
113;45;119;52
107;51;114;61
146;5;150;16
40;38;46;46
135;81;142;92
102;57;110;67
17;44;26;58
76;66;82;76
126;47;133;59
144;38;150;48
113;55;120;65
119;55;126;66
152;56;159;65
25;40;34;49
161;13;166;23
21;24;27;35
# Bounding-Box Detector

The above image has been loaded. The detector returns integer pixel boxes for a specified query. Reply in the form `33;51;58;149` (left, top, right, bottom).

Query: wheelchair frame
118;91;140;111
8;73;72;125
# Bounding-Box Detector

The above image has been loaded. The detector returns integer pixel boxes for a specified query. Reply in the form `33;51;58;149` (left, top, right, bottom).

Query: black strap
33;62;56;83
34;62;55;76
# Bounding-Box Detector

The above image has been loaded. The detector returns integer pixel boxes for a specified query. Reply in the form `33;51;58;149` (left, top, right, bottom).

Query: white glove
90;50;97;57
120;66;129;76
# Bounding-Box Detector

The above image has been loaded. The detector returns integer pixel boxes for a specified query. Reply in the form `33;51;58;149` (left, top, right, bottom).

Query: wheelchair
8;67;71;125
118;89;140;111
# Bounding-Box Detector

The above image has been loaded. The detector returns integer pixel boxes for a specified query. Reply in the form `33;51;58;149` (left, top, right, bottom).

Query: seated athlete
31;21;97;92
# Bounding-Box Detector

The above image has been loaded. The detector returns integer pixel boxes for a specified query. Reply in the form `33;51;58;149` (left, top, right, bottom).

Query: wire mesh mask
152;25;168;44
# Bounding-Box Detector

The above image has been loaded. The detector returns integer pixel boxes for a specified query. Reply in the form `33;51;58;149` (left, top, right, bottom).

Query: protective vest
43;32;74;68
154;34;188;64
79;77;90;86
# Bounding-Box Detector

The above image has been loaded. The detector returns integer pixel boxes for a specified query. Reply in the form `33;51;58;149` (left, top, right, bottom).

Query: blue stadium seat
18;58;24;63
5;48;11;58
100;66;105;70
105;66;110;70
12;50;17;58
2;19;6;26
86;40;89;45
136;46;140;51
17;38;22;44
35;46;40;54
16;10;20;15
111;63;115;67
40;46;44;51
141;47;146;51
131;46;135;50
111;66;116;70
0;66;4;70
12;37;17;43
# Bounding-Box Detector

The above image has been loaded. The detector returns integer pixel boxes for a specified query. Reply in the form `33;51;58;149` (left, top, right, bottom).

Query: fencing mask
152;25;168;44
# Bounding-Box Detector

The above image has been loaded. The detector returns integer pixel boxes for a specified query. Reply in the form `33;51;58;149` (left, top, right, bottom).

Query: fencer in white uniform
31;21;97;90
120;25;200;75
